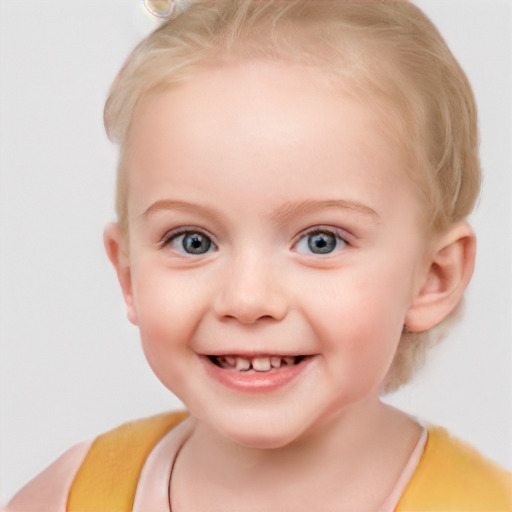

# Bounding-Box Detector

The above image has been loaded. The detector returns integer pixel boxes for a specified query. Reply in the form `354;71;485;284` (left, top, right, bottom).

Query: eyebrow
142;198;379;224
142;199;223;219
269;199;380;225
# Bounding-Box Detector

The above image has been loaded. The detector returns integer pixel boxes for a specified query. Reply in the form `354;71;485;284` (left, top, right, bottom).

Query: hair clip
144;0;176;19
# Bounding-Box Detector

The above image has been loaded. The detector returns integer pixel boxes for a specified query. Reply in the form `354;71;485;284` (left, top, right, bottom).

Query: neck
171;399;422;512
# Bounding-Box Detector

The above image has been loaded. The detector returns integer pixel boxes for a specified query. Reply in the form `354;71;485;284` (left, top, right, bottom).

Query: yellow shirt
397;425;511;511
60;411;512;511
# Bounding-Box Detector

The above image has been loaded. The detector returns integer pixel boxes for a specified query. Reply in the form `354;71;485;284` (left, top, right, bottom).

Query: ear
103;223;139;325
405;222;476;332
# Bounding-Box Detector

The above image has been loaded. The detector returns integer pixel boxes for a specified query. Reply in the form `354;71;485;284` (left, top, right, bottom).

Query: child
5;0;511;510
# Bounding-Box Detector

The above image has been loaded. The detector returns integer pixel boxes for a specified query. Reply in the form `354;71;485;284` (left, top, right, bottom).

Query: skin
105;60;475;511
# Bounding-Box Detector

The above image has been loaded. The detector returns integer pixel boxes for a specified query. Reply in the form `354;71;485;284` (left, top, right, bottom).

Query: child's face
117;60;430;448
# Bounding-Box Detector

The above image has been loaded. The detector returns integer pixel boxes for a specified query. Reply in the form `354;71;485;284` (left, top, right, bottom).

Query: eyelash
160;227;217;255
159;225;351;257
293;226;350;256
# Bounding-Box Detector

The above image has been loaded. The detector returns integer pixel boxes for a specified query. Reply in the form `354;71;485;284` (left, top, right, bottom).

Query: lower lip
202;356;313;394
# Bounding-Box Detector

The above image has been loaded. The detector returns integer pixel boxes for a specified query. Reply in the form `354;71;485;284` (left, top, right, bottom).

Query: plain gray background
1;0;511;503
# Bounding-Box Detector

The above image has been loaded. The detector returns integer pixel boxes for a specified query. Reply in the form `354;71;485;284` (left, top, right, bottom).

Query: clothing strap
396;425;511;511
67;411;188;512
67;414;510;511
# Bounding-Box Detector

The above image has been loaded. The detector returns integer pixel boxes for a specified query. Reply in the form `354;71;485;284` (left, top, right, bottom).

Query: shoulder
397;425;512;511
3;439;93;512
67;410;189;511
3;411;189;512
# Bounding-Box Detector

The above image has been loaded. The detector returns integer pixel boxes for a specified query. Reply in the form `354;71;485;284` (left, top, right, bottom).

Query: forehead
128;59;405;167
125;59;421;224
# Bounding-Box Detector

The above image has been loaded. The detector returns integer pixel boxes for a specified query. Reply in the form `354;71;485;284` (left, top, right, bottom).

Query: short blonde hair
104;0;481;391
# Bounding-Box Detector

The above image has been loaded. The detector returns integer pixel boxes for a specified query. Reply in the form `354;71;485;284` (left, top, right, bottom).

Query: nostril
220;309;285;324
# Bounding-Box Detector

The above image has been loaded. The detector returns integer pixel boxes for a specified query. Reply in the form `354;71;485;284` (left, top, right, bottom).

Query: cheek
130;267;205;368
304;266;409;332
300;267;410;374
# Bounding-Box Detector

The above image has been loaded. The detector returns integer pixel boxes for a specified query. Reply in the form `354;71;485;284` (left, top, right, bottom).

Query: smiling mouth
207;355;308;372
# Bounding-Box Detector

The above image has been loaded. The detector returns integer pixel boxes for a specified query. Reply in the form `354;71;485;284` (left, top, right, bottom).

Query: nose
213;253;288;324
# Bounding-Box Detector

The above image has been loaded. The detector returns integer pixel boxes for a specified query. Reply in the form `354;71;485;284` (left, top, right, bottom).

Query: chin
228;430;297;450
210;408;310;450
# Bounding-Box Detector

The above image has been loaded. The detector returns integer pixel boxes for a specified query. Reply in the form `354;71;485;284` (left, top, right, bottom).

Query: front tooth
235;357;251;371
252;357;271;372
270;357;281;369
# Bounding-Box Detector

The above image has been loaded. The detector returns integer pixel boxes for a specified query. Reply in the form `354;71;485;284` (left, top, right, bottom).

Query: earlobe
405;222;476;332
103;223;139;325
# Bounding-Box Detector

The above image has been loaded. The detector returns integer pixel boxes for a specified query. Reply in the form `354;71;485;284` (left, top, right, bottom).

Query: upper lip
200;352;315;358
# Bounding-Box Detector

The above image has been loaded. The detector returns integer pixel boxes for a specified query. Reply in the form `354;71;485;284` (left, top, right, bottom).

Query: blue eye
165;230;216;255
295;229;347;255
